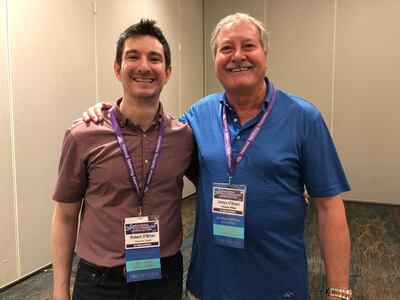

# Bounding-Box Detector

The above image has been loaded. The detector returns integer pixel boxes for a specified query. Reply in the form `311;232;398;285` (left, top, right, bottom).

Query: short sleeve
52;129;87;202
300;111;350;197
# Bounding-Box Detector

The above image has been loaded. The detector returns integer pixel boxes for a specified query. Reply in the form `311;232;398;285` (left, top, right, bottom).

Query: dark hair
115;19;171;70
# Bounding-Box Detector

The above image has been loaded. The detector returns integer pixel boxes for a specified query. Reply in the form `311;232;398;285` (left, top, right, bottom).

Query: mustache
225;60;254;69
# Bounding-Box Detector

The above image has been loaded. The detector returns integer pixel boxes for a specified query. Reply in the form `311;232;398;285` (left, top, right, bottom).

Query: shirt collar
219;77;274;110
112;98;164;128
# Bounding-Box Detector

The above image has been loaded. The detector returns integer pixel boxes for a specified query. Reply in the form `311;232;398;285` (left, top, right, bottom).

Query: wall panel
8;0;96;275
147;0;180;117
266;0;335;124
334;0;400;204
0;0;18;287
179;0;203;113
180;0;203;197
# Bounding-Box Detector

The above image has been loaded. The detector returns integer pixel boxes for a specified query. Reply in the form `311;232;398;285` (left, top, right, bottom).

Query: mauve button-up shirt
53;100;195;267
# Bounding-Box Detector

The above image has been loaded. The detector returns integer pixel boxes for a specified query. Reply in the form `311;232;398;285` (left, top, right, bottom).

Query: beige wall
2;0;399;289
204;0;400;205
0;0;17;286
0;0;202;288
333;0;400;204
266;0;335;124
1;0;97;287
9;0;97;278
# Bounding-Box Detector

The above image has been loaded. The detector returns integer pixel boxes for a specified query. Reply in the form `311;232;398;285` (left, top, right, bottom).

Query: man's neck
119;96;160;132
226;81;267;125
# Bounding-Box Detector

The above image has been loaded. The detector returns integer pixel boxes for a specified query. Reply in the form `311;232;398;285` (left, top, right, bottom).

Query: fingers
82;106;99;123
82;102;113;123
303;189;310;205
94;102;113;121
94;105;103;122
100;102;113;110
82;110;94;123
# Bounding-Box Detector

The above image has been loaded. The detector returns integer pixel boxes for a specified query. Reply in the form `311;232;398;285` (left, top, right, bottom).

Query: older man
85;13;351;300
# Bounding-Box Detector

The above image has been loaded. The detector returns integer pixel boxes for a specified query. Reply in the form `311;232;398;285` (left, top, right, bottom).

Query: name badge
124;215;161;282
212;183;246;249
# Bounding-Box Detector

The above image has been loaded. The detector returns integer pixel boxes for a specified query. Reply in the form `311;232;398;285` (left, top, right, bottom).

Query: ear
114;61;122;81
163;65;172;85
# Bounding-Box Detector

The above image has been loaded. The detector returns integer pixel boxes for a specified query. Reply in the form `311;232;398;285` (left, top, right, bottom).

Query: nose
232;48;245;62
137;57;151;73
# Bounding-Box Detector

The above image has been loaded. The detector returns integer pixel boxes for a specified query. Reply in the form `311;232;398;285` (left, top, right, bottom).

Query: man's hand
82;102;113;123
303;188;310;205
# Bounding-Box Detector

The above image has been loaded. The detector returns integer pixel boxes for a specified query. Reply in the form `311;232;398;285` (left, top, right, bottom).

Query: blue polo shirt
180;78;350;300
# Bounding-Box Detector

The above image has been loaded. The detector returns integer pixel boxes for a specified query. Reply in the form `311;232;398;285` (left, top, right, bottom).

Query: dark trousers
72;251;183;300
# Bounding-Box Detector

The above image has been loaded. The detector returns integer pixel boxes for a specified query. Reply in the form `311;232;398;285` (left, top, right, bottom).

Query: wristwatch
325;287;352;299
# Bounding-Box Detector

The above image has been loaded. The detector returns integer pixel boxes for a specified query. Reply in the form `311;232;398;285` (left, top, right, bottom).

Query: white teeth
228;67;249;72
134;78;153;83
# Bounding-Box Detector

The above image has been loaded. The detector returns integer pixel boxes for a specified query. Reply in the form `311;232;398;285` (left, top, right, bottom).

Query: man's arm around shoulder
313;195;351;300
51;201;81;300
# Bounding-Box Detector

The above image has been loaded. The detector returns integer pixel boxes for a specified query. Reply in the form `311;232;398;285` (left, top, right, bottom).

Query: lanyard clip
228;174;233;186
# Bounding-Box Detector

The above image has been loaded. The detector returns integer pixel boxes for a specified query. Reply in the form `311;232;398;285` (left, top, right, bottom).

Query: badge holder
124;215;161;282
212;182;246;249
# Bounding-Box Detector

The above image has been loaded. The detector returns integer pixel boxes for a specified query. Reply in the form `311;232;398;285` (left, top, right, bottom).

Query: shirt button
236;135;241;140
145;159;149;164
233;118;238;123
143;134;147;138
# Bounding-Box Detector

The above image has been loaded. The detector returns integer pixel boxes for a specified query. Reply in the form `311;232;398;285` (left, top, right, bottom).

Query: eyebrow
124;49;163;58
219;37;257;45
148;52;163;58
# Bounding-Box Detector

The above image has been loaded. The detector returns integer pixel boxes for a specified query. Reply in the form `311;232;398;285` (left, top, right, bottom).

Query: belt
80;259;126;278
79;251;181;279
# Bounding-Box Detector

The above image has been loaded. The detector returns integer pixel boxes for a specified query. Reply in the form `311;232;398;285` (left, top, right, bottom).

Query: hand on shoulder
82;102;113;123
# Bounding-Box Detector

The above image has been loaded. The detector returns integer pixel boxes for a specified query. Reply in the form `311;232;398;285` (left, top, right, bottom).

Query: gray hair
210;13;269;59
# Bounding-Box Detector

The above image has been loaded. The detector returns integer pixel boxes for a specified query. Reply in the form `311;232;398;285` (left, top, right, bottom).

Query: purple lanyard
109;107;164;216
222;87;277;184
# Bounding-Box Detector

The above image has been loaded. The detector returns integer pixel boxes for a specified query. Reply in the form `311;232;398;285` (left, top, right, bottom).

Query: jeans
72;251;183;300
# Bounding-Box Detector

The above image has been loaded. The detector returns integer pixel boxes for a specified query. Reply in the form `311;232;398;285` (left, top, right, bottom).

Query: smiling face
214;21;267;94
114;35;171;102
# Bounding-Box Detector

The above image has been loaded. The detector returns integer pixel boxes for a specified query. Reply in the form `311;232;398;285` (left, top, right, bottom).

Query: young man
51;19;194;300
84;13;352;300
